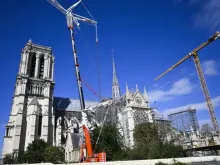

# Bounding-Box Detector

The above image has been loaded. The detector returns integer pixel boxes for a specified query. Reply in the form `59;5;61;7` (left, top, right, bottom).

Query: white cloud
163;96;220;115
148;78;193;102
193;0;220;30
199;119;211;125
198;118;220;128
174;0;220;30
203;60;218;76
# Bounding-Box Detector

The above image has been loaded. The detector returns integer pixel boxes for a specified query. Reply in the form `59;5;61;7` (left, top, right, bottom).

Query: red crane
74;74;102;101
80;125;106;163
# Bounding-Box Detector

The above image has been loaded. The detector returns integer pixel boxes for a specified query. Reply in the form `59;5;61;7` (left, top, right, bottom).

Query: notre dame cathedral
2;40;154;162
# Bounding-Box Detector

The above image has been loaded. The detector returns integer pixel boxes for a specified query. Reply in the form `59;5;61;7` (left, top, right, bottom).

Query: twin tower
2;40;55;156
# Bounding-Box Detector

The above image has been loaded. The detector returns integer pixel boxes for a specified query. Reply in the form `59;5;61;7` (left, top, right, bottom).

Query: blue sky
0;0;220;152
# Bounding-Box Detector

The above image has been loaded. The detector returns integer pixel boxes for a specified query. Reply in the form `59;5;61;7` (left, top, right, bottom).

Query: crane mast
47;0;98;110
154;31;220;132
193;53;219;132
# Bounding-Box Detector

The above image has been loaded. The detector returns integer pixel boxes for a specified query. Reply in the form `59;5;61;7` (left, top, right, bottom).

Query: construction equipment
154;31;220;132
80;125;106;163
47;0;98;110
74;74;102;101
47;1;106;162
80;99;112;163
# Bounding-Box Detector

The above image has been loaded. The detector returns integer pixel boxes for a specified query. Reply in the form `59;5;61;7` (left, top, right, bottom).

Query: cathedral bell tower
2;40;55;156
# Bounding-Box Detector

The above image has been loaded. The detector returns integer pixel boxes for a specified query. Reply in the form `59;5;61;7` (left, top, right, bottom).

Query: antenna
47;0;98;110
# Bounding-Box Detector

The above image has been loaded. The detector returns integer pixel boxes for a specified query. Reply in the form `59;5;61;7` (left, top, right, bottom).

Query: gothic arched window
30;55;36;77
38;113;42;136
39;56;44;79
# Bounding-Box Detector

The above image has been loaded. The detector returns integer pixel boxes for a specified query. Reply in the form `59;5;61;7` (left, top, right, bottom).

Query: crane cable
80;1;102;101
81;1;95;21
79;23;102;101
79;1;106;152
81;1;98;43
93;105;110;154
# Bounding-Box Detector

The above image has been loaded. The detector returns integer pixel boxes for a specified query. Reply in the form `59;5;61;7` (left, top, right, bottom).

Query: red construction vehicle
80;125;106;163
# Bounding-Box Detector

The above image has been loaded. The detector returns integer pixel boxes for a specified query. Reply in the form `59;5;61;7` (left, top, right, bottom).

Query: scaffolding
168;107;199;133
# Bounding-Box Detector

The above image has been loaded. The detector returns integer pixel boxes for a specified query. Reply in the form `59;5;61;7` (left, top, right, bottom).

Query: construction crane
74;74;102;101
47;0;98;110
80;100;112;163
80;125;106;162
154;31;220;132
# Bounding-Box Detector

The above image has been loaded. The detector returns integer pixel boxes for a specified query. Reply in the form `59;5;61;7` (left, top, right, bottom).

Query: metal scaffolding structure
168;107;199;133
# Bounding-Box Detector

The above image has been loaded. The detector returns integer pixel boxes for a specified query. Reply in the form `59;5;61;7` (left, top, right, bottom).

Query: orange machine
80;125;106;163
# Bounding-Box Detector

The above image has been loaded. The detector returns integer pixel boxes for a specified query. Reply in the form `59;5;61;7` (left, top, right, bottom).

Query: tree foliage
91;123;185;161
91;124;127;161
131;123;186;160
3;123;186;163
3;154;15;164
44;146;64;163
3;139;64;164
25;139;49;163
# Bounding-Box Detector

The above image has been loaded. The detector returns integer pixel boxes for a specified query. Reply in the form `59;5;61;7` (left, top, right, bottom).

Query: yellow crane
154;31;220;132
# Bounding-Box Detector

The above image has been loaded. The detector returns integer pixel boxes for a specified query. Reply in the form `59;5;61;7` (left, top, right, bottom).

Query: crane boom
154;54;190;81
47;0;66;14
154;31;220;132
67;0;82;12
72;13;97;24
193;53;219;132
82;125;93;157
47;0;98;111
193;32;220;52
154;31;220;82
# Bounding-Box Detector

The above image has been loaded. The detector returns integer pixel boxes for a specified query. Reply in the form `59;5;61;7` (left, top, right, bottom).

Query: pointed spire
126;82;129;95
112;49;116;75
28;38;32;43
112;49;118;85
112;49;120;100
144;86;148;100
136;84;139;91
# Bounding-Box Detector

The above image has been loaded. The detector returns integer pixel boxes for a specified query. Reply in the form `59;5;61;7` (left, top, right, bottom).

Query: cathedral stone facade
2;40;55;156
2;41;154;161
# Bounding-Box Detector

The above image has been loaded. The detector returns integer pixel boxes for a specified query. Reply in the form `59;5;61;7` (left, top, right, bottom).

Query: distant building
152;109;171;127
168;107;199;133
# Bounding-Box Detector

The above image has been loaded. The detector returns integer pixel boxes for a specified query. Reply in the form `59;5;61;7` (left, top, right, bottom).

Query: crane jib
154;32;220;132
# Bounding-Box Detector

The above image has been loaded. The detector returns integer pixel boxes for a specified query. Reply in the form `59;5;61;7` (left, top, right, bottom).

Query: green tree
15;139;65;163
91;124;127;161
25;139;49;163
133;123;185;160
44;146;64;163
3;153;15;164
134;123;160;147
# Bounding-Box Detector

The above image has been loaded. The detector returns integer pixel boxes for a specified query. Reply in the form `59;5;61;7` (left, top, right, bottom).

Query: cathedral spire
28;39;32;44
144;86;149;102
112;49;120;100
126;82;129;95
136;84;139;91
144;86;150;107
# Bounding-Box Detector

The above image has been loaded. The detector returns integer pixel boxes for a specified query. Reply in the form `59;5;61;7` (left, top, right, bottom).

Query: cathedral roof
53;97;97;111
29;97;40;106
